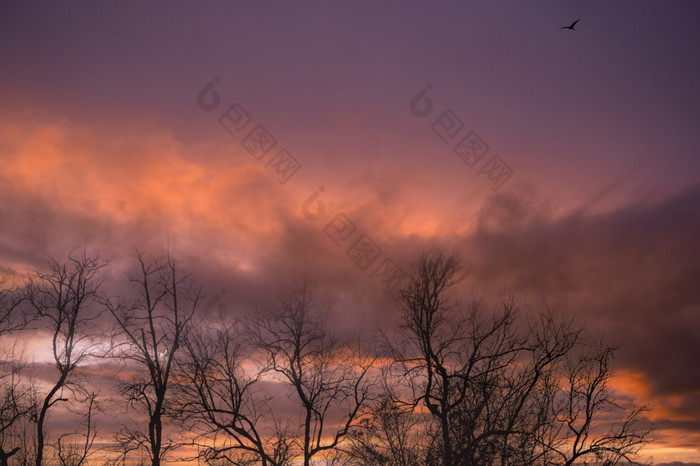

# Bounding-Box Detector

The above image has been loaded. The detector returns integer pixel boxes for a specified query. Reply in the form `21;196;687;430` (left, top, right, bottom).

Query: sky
1;0;700;463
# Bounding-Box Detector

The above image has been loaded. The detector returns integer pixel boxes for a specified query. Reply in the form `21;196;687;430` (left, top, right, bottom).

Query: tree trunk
441;413;452;466
0;447;20;466
303;406;312;466
149;414;161;466
36;375;68;466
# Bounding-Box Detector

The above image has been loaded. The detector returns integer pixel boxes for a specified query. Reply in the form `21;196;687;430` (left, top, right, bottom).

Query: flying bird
560;19;580;30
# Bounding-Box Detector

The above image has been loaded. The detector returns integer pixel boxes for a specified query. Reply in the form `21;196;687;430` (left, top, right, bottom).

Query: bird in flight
560;19;580;30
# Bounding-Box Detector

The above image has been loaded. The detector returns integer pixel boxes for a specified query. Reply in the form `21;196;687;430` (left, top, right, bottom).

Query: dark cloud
454;183;700;444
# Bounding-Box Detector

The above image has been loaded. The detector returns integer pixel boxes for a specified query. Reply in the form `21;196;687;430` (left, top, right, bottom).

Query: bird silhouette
560;19;580;30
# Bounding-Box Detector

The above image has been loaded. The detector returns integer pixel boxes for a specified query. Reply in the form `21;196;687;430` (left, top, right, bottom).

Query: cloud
457;183;700;450
2;114;699;456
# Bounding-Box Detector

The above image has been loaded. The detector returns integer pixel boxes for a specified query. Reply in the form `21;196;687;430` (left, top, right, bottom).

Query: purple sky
2;1;700;462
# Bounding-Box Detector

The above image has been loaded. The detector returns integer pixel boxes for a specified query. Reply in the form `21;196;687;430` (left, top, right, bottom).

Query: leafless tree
55;392;98;466
0;345;37;466
391;248;652;466
541;342;653;465
177;316;294;466
25;250;106;466
391;248;519;465
247;279;374;466
0;273;34;466
478;311;582;466
106;250;200;466
341;385;431;466
0;273;27;336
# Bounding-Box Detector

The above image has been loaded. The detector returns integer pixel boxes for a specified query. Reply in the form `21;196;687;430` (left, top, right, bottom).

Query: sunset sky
1;1;700;463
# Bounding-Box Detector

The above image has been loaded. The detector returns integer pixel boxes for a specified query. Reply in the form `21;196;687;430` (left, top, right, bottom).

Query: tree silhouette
25;250;106;466
342;389;430;466
542;343;653;465
55;392;98;466
0;272;33;465
247;279;374;466
387;248;652;466
0;273;26;336
177;317;293;465
0;245;654;465
106;250;200;466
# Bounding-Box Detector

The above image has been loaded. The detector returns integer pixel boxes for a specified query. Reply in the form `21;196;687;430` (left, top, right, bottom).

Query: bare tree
247;279;374;466
391;248;652;466
541;343;653;465
0;346;37;466
479;311;582;466
177;317;294;466
25;250;105;466
0;273;34;465
392;248;521;465
0;273;26;336
106;250;200;466
341;386;430;466
55;392;98;466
